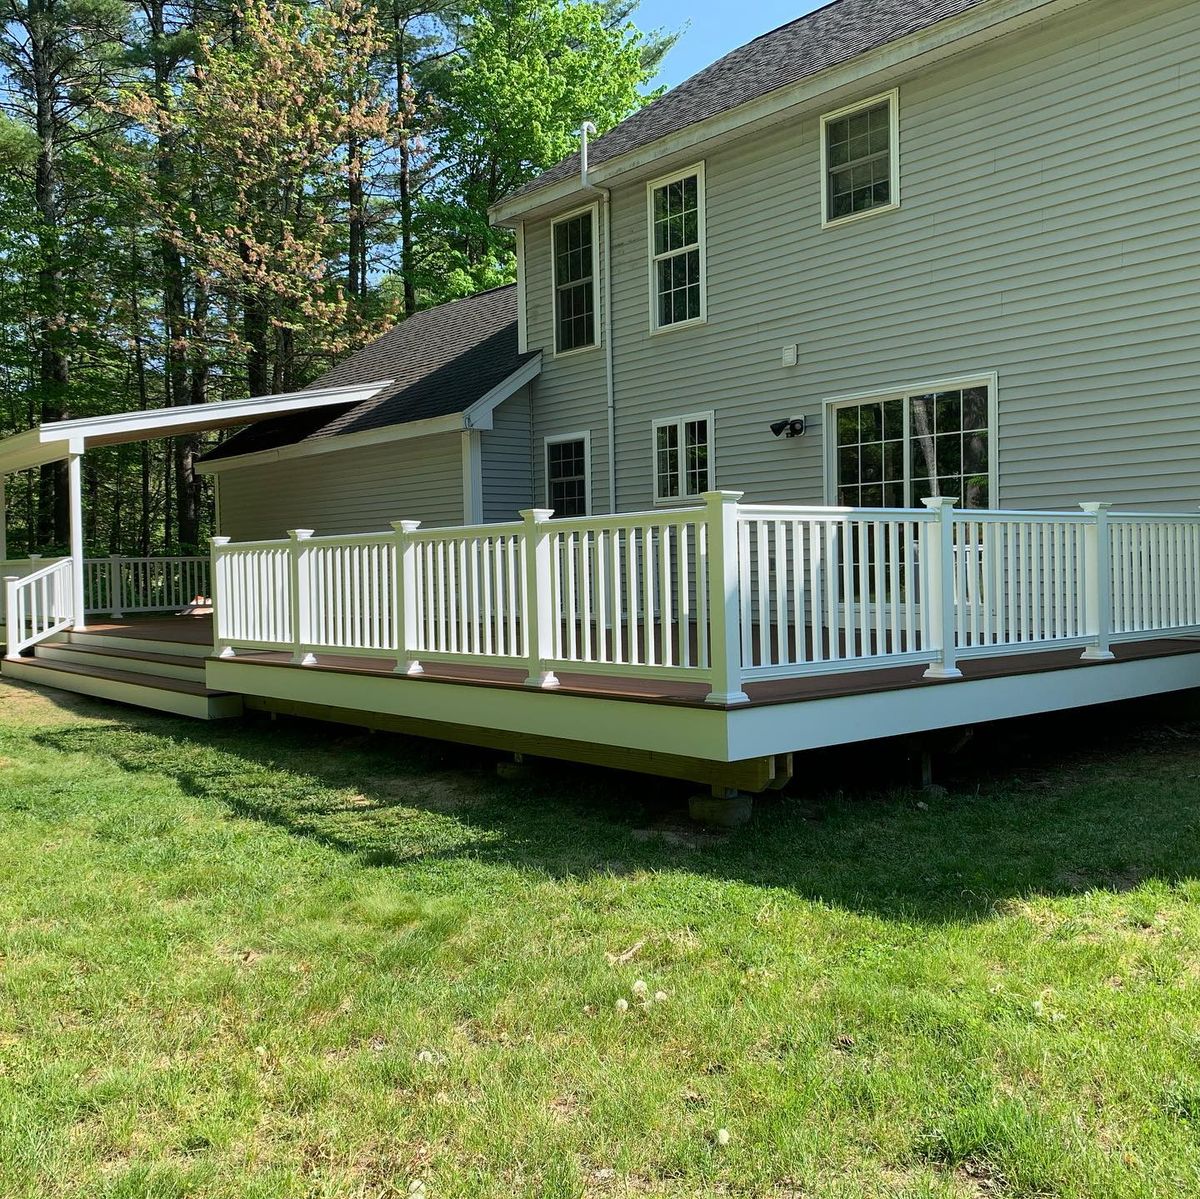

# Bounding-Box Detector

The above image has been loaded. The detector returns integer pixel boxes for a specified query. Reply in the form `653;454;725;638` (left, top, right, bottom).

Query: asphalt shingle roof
500;0;989;210
203;285;533;462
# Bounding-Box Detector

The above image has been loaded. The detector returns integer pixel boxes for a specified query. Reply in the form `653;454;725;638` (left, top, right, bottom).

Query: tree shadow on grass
25;682;1200;923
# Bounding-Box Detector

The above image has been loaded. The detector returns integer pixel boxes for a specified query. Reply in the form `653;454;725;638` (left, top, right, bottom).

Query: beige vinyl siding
525;0;1200;513
524;207;612;512
216;433;464;541
481;386;533;522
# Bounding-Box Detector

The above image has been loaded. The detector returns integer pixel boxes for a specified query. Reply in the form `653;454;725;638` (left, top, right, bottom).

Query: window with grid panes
654;414;711;501
834;385;990;508
824;96;895;222
649;170;704;329
546;437;588;516
552;210;596;353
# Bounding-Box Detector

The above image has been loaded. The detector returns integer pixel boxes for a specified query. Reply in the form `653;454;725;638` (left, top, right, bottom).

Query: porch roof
0;379;395;476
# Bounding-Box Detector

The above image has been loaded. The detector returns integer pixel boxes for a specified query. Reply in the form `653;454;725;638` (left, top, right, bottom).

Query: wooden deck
77;612;1200;710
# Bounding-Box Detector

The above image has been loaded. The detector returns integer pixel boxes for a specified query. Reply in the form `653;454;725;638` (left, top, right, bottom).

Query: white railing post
921;496;963;680
108;554;124;618
210;537;235;658
521;508;559;689
703;490;749;706
4;575;19;659
1080;502;1115;661
288;529;315;665
391;520;424;675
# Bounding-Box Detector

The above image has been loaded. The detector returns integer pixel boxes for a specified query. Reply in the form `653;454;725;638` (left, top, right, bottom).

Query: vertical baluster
793;521;808;664
738;517;753;667
774;521;788;667
677;523;691;669
640;524;655;665
696;520;710;670
657;524;672;668
756;521;771;667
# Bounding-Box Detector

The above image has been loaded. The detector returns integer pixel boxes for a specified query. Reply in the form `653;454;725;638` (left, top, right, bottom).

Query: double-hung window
552;207;597;354
648;165;706;331
830;378;993;509
821;90;899;226
653;412;713;503
545;433;590;517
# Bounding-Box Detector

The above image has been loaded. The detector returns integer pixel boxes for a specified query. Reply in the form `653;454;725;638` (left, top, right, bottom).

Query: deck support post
689;786;753;828
210;537;235;657
288;530;316;665
391;520;424;675
921;496;963;680
108;554;124;618
67;450;86;630
521;508;559;689
1080;502;1116;661
703;490;750;706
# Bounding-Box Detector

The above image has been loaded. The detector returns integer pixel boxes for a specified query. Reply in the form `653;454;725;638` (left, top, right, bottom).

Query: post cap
210;536;232;546
287;529;315;540
1078;502;1113;514
520;508;556;522
391;519;422;533
920;496;959;510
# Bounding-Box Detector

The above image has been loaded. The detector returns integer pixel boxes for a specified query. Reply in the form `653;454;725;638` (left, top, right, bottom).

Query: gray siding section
524;0;1200;513
481;385;533;522
216;434;464;541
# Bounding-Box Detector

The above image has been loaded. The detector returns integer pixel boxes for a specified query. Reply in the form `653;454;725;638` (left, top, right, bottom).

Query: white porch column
0;473;7;561
68;451;85;628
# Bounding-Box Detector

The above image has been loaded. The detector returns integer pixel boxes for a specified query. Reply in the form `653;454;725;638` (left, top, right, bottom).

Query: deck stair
2;624;242;719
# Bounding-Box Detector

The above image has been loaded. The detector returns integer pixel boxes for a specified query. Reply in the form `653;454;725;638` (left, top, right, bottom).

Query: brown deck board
86;614;1200;710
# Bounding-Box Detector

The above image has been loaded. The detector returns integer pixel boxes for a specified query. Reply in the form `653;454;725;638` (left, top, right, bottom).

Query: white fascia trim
463;353;543;431
44;380;395;446
488;0;1092;226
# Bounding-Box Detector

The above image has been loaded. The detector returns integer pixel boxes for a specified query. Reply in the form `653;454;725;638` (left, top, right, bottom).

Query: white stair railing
4;558;75;658
209;498;1200;704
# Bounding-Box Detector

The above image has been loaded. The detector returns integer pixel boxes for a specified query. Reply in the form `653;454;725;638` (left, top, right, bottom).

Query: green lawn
3;678;1200;1198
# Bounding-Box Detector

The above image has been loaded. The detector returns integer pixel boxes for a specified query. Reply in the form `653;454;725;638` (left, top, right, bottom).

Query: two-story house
4;0;1200;814
202;0;1199;536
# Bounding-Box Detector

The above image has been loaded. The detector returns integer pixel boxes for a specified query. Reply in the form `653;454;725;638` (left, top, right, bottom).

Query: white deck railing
82;556;210;616
210;494;1200;704
4;558;74;657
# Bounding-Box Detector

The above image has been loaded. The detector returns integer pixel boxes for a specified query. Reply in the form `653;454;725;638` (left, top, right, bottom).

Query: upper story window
648;164;706;331
821;90;900;227
552;206;597;354
828;377;993;509
653;411;713;502
545;432;590;517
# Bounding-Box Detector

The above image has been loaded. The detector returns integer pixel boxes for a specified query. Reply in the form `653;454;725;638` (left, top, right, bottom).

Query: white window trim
646;162;708;335
820;88;901;230
651;409;715;507
821;371;999;508
550;202;602;359
544;429;592;516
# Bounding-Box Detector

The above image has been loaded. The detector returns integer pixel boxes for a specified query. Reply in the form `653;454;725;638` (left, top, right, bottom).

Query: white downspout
579;121;617;514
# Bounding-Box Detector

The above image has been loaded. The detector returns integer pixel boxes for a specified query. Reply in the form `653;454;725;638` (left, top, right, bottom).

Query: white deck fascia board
204;658;733;760
726;651;1200;760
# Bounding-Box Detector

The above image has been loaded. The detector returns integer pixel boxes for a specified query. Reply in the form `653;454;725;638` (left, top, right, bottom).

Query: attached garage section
214;432;465;541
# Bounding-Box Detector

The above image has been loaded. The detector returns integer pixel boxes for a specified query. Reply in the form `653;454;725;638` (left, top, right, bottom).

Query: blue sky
636;1;827;89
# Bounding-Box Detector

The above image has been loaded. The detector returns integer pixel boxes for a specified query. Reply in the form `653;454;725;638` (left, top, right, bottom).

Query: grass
2;679;1200;1197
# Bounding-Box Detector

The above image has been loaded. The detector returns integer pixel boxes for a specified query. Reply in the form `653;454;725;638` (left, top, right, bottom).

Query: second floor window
648;166;706;331
553;208;597;354
653;412;712;502
822;90;899;226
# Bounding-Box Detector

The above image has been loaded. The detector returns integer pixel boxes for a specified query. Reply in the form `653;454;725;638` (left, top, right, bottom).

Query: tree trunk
393;6;416;316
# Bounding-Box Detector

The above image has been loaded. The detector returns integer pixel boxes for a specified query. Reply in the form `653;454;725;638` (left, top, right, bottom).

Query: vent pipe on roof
579;121;597;189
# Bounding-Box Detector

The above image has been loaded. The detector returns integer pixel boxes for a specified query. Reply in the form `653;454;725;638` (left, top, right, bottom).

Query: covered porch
0;378;393;653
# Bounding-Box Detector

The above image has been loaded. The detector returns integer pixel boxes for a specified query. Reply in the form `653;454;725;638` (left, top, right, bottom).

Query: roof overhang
489;0;1093;226
0;380;395;477
195;353;542;475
